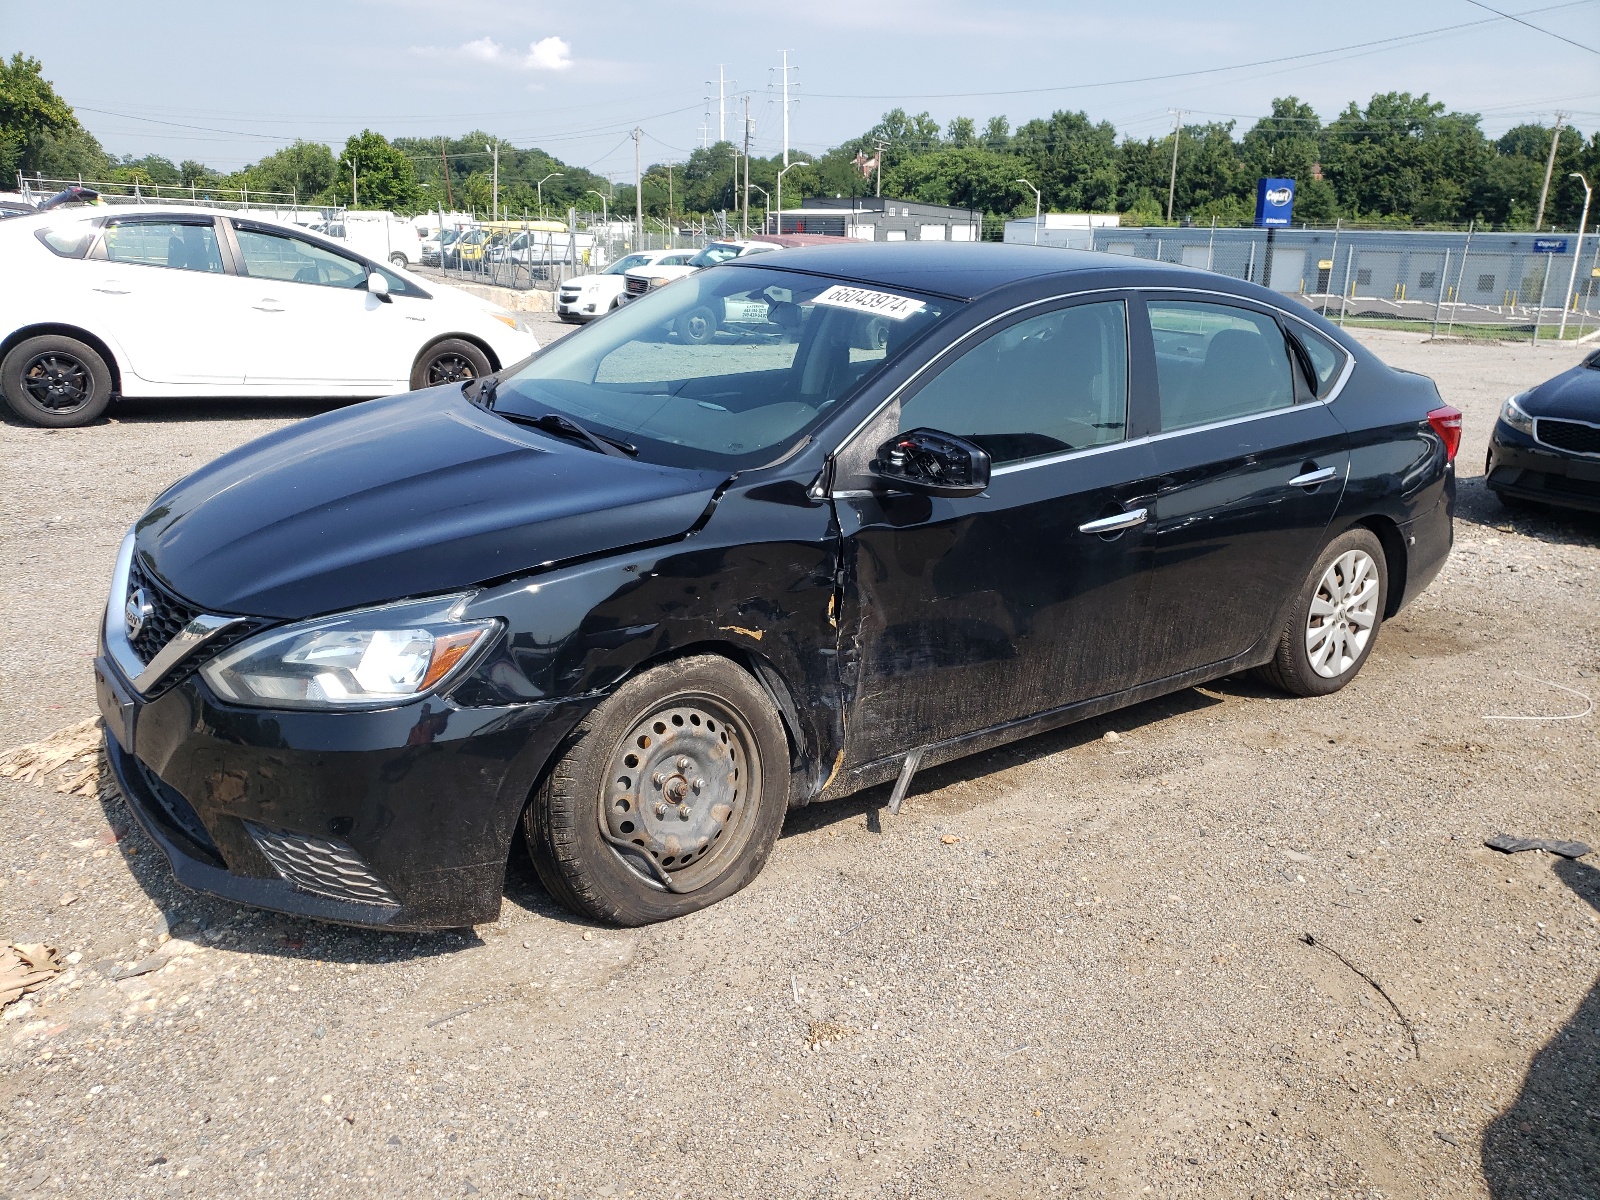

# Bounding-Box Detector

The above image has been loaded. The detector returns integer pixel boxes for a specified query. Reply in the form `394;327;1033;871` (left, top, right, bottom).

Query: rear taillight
1427;405;1462;462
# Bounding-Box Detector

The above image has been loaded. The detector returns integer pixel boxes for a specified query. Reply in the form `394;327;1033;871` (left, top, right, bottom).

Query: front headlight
1499;393;1535;436
200;595;498;710
649;276;672;288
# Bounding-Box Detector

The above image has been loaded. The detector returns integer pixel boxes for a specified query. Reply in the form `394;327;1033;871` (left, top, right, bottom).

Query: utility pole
742;96;752;236
351;159;357;209
780;50;793;167
1016;178;1041;244
1535;113;1568;232
439;139;454;212
874;139;889;198
633;127;643;245
1166;109;1186;223
716;65;729;142
665;162;674;230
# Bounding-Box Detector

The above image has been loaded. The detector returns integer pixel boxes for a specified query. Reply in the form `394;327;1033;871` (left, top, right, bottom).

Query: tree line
4;52;1596;229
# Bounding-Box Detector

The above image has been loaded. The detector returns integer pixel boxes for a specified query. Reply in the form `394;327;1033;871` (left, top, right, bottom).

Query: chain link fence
1076;225;1599;342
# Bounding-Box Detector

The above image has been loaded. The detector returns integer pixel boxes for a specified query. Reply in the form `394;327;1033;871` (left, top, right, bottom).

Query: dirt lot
1;325;1596;1199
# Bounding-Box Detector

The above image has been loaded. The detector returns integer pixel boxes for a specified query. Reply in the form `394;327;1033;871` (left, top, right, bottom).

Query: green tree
333;129;421;211
1321;93;1489;223
0;53;79;179
1011;110;1121;211
945;116;977;148
982;116;1011;151
241;140;336;202
882;146;1032;213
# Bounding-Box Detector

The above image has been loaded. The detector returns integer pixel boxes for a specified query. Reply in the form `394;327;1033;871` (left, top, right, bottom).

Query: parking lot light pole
586;189;608;229
1559;174;1593;341
1016;179;1041;244
749;185;769;234
776;161;801;235
485;143;499;223
537;173;564;221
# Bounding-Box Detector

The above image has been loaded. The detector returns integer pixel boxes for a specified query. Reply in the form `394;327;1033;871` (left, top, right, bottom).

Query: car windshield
439;230;460;245
493;264;960;471
603;253;654;275
688;242;746;267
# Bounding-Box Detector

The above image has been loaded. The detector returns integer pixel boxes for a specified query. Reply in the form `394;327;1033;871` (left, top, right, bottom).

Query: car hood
1522;359;1600;420
135;387;727;620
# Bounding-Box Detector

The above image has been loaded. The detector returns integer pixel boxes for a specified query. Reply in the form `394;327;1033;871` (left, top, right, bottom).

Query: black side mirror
871;428;991;498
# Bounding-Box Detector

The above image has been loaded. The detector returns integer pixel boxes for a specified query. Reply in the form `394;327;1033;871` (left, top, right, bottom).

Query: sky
3;0;1598;183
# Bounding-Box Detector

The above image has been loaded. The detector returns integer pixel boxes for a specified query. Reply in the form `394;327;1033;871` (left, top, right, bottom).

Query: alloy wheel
1305;549;1380;678
600;696;760;891
426;353;477;385
21;351;93;413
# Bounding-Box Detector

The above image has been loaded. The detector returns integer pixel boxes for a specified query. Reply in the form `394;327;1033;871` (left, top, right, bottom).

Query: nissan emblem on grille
124;587;153;640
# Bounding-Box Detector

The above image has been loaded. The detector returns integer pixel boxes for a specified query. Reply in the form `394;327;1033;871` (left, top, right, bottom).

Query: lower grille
129;755;225;867
245;823;400;907
1536;418;1600;456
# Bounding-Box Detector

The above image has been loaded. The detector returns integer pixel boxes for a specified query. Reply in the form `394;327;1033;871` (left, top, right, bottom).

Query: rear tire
524;655;791;926
388;252;407;267
1254;528;1387;698
1;334;114;427
410;338;491;391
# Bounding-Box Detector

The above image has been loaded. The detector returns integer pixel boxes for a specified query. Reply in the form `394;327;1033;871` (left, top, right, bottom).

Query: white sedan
0;206;538;427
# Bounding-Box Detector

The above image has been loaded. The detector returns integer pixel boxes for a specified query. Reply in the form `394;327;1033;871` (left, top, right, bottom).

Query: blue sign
1533;238;1568;253
1254;177;1295;227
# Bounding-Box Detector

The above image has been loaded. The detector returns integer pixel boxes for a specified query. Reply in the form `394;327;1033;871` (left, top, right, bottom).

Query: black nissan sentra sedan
95;244;1458;929
1486;348;1600;514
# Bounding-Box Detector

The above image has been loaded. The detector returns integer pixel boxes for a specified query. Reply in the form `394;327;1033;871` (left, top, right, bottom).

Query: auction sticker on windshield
812;284;926;320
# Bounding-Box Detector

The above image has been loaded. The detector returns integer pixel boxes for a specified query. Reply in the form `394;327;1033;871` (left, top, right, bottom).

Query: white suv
556;248;698;322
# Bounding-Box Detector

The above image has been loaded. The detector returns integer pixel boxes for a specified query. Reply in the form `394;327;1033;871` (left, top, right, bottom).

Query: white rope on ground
1483;672;1594;722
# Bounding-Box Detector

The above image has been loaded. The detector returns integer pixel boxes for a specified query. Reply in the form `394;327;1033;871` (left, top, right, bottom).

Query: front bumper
96;653;582;929
1487;421;1600;513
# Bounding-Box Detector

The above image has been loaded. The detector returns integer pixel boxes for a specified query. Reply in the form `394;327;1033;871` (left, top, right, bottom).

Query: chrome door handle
1288;466;1338;488
1078;507;1149;535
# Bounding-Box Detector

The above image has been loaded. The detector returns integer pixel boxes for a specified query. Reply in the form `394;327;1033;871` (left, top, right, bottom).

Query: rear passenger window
1149;301;1295;431
1292;327;1346;398
102;220;224;274
897;300;1128;465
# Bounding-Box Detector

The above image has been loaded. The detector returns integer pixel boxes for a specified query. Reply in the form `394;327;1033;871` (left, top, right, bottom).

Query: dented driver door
832;294;1162;770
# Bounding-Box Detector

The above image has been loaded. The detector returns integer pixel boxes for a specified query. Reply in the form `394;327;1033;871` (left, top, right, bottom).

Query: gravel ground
1;327;1596;1199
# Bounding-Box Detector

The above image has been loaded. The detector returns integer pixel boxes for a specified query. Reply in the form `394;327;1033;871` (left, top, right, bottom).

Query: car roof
734;241;1191;301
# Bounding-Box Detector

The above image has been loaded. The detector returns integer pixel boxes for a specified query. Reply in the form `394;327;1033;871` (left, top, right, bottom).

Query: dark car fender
451;474;847;838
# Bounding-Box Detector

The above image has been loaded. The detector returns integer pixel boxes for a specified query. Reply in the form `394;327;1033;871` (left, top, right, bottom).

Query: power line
795;0;1593;100
1459;0;1600;55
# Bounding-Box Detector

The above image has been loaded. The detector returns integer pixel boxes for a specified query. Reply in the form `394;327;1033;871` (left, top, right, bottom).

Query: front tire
410;338;491;390
525;655;791;925
1;335;114;427
676;305;719;344
388;253;407;267
1255;528;1387;697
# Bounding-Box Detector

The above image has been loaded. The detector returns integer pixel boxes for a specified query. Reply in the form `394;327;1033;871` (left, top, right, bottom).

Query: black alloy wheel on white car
524;655;790;925
1256;527;1387;697
410;339;492;391
1;334;114;428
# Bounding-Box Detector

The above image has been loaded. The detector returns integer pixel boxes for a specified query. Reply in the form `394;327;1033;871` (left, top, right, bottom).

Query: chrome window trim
1533;415;1600;458
104;530;244;696
829;283;1354;491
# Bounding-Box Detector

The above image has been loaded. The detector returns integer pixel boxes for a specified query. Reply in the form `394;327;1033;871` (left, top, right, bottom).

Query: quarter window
102;220;225;273
1149;301;1296;431
1292;326;1347;398
897;300;1129;465
232;224;368;288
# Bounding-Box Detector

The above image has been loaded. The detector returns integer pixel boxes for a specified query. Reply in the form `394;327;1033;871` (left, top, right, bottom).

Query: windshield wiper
471;376;638;457
497;408;638;458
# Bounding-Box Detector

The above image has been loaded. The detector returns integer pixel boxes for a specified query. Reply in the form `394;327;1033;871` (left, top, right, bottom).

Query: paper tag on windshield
812;284;925;321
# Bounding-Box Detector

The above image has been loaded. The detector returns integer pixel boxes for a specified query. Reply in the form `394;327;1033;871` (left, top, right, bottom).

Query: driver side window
897;299;1128;465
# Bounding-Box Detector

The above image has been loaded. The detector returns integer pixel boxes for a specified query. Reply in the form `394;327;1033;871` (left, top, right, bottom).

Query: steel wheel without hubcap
600;696;760;891
22;351;93;415
1306;549;1379;678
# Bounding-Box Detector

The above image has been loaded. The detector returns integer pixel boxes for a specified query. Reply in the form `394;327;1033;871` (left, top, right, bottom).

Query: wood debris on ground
0;717;112;797
1;943;62;1009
